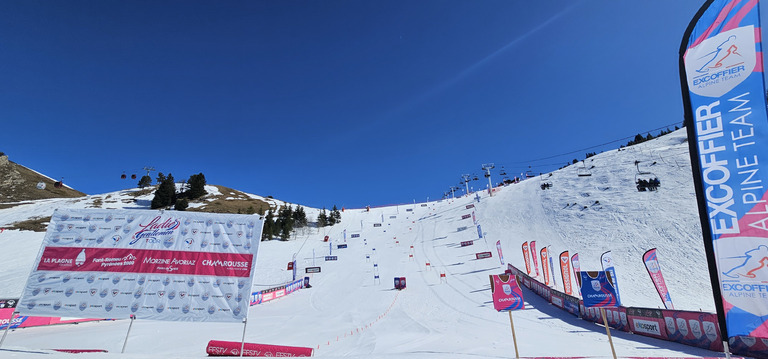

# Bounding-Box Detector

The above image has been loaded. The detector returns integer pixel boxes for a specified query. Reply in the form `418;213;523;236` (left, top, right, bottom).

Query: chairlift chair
577;161;592;177
131;174;137;180
121;172;127;179
540;173;552;190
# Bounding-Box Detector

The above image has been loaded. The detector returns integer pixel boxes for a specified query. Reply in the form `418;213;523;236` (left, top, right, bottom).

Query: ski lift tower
461;174;472;195
142;166;157;178
481;163;495;196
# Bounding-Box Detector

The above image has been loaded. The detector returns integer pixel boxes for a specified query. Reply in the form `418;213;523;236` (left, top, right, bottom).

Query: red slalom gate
206;340;313;357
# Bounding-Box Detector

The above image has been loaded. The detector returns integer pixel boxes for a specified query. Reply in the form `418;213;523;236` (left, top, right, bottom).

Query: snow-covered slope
0;129;721;358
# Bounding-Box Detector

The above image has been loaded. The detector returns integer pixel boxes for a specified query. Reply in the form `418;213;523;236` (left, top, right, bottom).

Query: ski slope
0;129;724;358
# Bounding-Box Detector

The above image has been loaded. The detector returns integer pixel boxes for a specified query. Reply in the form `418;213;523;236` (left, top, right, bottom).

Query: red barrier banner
461;214;471;220
661;309;723;352
0;307;102;329
627;307;668;340
460;241;474;247
207;340;313;357
730;336;768;358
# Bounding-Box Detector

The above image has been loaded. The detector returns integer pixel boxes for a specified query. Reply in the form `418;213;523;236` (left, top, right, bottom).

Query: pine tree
262;210;275;241
151;173;176;209
174;198;189;211
293;206;308;227
317;209;328;227
187;173;207;199
331;205;341;224
138;175;152;188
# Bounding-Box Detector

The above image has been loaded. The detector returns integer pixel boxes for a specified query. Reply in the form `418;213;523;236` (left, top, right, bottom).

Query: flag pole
121;314;135;353
508;310;519;359
240;317;248;357
601;308;617;359
0;311;17;349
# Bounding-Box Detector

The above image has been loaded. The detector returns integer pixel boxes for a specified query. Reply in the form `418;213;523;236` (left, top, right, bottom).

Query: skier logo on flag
722;245;768;279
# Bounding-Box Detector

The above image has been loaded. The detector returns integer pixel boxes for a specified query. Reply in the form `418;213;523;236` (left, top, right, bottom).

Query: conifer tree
138;175;152;188
331;205;341;224
187;173;207;199
262;210;275;241
151;173;176;209
317;209;328;227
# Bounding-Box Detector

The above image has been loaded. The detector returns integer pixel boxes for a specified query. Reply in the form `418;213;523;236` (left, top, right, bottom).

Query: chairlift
499;166;507;176
634;161;660;191
540;173;552;190
524;166;535;178
121;172;127;179
131;174;137;180
577;161;592;177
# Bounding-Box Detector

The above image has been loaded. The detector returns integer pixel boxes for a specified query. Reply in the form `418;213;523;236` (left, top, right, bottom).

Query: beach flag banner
642;248;674;309
17;209;263;323
540;247;550;286
521;242;531;275
680;0;768;340
530;241;539;277
559;251;572;296
548;247;557;288
600;251;621;305
496;240;505;265
571;253;581;290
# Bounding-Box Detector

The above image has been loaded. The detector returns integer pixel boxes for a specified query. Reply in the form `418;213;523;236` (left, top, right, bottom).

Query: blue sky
2;1;711;209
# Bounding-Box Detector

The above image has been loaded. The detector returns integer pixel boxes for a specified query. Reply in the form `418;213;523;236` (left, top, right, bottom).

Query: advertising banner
17;209;262;323
579;271;619;308
530;241;539;277
680;0;768;339
571;253;581;290
475;252;492;260
521;242;531;275
627;307;668;340
559;251;572;295
600;251;621;305
206;340;313;357
540;247;550;286
489;275;525;311
661;309;723;351
496;240;504;265
643;248;674;309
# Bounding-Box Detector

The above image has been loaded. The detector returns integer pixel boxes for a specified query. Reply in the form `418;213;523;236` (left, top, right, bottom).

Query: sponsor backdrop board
17;209;263;323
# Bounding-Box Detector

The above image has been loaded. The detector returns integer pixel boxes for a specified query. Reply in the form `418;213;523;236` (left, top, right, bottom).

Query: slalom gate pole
600;308;617;359
508;311;519;359
240;317;248;357
121;314;135;354
0;311;17;349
